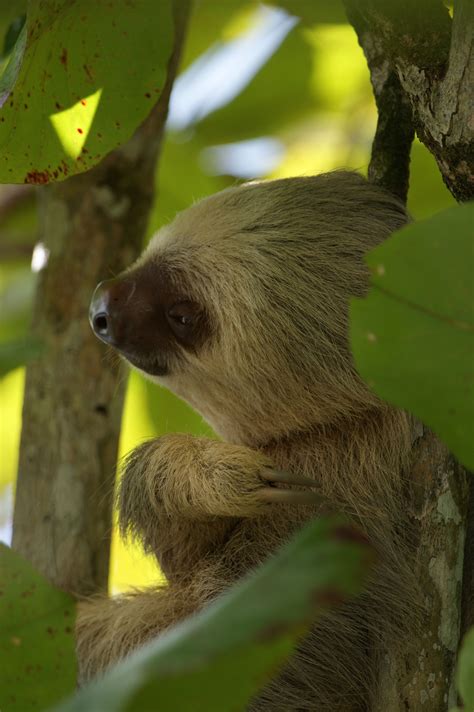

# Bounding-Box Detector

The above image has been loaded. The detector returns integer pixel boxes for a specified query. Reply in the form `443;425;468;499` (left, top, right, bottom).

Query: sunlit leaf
351;203;474;470
0;543;76;711
52;517;371;712
0;0;173;184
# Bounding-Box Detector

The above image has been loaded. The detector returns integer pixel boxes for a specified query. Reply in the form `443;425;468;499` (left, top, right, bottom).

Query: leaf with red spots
0;543;76;711
0;0;173;183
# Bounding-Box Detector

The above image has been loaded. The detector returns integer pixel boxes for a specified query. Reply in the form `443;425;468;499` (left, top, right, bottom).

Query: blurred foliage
0;1;456;593
54;517;370;712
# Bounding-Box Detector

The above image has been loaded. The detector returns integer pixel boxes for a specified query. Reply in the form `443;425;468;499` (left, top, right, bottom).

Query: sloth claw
261;468;317;488
257;487;325;506
258;469;325;506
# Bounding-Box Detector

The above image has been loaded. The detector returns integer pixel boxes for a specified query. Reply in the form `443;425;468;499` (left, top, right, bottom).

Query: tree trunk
374;429;469;711
344;1;473;708
12;2;190;597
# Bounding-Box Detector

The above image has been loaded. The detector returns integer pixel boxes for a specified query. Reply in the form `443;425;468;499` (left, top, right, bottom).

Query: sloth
80;170;417;711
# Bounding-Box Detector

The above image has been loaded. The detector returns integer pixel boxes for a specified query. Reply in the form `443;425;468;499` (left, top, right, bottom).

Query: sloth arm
117;433;321;582
119;433;321;522
77;436;322;682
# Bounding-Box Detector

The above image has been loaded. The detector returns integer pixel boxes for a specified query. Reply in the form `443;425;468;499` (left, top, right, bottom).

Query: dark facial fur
90;261;211;377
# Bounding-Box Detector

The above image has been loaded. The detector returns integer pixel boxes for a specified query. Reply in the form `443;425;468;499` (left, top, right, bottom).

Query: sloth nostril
93;312;108;336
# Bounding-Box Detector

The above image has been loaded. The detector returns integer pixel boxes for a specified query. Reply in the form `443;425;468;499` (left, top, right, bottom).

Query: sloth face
89;260;212;378
89;172;407;441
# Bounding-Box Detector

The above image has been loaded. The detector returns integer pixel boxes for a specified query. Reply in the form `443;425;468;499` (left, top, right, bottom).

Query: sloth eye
171;313;190;326
166;301;200;341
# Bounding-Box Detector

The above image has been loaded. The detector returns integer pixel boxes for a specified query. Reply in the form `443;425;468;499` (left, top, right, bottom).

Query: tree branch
345;4;414;203
345;0;473;202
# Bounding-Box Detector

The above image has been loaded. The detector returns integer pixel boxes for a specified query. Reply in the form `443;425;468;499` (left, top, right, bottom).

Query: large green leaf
53;517;370;712
0;0;173;184
0;543;76;711
351;203;474;470
457;627;474;712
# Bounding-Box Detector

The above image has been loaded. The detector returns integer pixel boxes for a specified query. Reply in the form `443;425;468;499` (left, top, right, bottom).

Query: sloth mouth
122;352;169;377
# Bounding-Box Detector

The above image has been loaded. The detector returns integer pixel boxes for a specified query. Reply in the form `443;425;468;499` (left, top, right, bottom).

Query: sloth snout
89;278;135;347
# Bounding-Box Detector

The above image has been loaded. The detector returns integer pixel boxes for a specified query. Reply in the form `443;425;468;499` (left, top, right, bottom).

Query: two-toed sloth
81;171;418;710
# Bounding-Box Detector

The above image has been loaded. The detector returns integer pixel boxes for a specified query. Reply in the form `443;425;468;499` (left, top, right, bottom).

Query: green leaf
457;627;474;712
0;543;76;711
52;517;371;712
0;336;42;376
351;203;474;470
0;0;173;184
0;2;27;59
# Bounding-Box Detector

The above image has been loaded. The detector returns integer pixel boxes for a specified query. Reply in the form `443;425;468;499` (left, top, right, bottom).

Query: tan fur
77;171;419;710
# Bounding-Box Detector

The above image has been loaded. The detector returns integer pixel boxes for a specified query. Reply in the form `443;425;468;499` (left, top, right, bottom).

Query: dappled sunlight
0;367;24;490
110;525;164;595
49;88;103;159
271;117;372;178
110;371;160;592
201;137;284;178
305;24;371;110
168;5;296;131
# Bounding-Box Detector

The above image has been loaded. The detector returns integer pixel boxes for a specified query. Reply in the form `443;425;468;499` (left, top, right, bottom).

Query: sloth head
90;171;407;445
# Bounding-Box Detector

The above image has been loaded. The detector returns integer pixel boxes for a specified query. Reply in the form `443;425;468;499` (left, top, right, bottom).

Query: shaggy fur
78;171;419;710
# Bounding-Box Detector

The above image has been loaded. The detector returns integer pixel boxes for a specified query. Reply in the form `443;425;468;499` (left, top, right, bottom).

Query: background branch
345;3;414;203
345;0;473;202
12;1;190;597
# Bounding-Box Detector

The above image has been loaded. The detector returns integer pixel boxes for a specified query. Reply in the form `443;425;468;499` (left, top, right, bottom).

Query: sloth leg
76;565;371;712
119;433;323;523
76;559;227;683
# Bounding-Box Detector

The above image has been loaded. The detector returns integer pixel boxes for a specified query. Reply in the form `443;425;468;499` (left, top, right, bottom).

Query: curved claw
261;468;317;488
256;487;325;506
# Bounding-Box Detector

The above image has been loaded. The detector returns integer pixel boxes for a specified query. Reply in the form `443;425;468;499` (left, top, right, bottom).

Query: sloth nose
89;280;114;343
89;278;134;346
